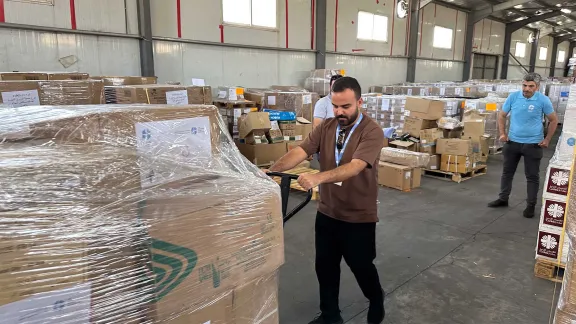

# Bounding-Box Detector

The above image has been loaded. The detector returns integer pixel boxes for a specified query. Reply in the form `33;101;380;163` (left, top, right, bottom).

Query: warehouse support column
462;18;475;81
137;0;155;77
500;26;512;79
528;30;539;73
315;0;326;69
549;38;559;77
406;0;421;83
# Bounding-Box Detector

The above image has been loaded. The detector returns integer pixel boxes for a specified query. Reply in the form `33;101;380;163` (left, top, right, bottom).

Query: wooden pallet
269;166;320;200
489;147;503;155
424;165;487;183
213;99;256;109
534;259;566;283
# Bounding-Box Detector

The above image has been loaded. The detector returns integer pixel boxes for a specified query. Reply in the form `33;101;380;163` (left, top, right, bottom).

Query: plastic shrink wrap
104;84;213;105
379;147;430;168
552;84;576;323
463;95;508;153
362;94;406;131
0;80;103;106
304;69;341;96
0;104;283;323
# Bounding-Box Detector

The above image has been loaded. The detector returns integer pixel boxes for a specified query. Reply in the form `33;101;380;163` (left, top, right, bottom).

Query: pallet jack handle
266;172;313;225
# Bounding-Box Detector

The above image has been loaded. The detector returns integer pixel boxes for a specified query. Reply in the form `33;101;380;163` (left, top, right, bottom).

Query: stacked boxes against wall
553;85;576;324
0;80;103;107
547;83;571;123
304;69;343;96
463;96;507;155
0;104;283;324
537;84;576;273
362;94;406;132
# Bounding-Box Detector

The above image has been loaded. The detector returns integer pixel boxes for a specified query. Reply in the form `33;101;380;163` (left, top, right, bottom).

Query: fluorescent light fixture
514;5;523;9
558;21;563;25
556;4;562;7
561;9;572;14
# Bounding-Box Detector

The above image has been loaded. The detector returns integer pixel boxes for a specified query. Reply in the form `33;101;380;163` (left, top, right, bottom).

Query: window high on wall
432;26;453;49
222;0;277;28
539;47;547;61
558;50;566;63
357;11;388;42
515;42;526;58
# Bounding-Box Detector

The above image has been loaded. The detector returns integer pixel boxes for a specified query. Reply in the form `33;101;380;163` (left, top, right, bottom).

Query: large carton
403;117;438;137
0;80;103;106
104;84;212;105
236;142;287;166
436;138;473;156
378;162;421;191
426;154;441;170
91;76;158;86
264;91;313;120
440;154;476;173
239;112;272;139
419;128;443;154
405;97;444;120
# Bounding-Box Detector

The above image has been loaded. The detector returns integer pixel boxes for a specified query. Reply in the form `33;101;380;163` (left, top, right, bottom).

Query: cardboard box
420;128;443;143
245;130;269;144
264;91;313;120
267;129;284;143
47;72;90;80
443;128;463;138
405;97;444;120
390;140;419;152
91;76;158;86
440;154;476;173
239;112;272;139
104;84;212;105
0;80;104;106
426;154;441;170
378;162;421;191
403;117;438;137
436;139;473;156
233;273;279;324
278;121;296;130
167;292;233;324
462;120;485;138
143;191;284;321
237;142;287;166
0;72;48;80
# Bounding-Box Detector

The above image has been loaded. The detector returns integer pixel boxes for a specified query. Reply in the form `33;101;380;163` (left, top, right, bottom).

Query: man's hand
261;169;270;174
499;134;509;142
298;173;322;191
539;138;550;148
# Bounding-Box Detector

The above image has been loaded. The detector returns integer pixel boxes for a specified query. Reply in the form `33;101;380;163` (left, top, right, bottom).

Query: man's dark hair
330;74;343;85
331;76;362;100
523;72;542;86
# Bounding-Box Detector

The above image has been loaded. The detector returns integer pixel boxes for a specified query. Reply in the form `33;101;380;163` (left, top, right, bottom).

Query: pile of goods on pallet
304;68;345;96
534;83;576;285
552;83;576;323
0;73;284;323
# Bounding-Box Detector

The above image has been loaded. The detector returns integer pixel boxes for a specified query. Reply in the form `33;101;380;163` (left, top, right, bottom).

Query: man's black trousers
499;141;544;205
315;211;384;320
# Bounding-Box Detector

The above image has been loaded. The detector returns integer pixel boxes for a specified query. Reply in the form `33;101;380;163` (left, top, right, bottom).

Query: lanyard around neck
335;114;363;167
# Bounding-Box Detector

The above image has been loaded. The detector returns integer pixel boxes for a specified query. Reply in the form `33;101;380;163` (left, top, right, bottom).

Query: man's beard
337;109;359;127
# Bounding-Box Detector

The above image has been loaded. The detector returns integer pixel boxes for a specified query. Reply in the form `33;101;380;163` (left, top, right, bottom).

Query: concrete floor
278;133;563;324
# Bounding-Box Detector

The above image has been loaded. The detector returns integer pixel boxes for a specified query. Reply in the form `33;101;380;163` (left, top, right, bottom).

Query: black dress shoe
308;314;344;324
488;199;509;208
523;204;536;218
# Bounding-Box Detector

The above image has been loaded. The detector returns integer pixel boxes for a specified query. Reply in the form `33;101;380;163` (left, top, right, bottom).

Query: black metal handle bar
266;172;313;225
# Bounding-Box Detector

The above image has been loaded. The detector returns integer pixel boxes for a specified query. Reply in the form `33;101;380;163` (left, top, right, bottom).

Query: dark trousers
499;141;543;205
315;212;383;319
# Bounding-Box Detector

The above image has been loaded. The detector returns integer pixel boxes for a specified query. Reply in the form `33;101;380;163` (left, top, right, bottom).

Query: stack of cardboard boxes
0;104;284;323
304;69;343;96
547;83;571;123
363;94;406;132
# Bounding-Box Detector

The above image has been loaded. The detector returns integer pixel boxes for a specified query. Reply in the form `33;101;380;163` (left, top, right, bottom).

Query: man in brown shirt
267;77;385;324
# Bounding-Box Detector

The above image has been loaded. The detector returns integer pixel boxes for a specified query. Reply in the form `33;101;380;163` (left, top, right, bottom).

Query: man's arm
541;112;559;147
269;147;309;173
498;110;509;141
298;159;368;190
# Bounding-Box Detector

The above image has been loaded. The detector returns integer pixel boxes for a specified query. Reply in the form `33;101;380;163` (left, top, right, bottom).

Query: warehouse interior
1;0;576;324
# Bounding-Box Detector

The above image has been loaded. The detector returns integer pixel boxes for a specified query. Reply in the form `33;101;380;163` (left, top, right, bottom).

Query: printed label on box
1;90;40;107
440;87;446;96
0;283;91;324
407;89;413;95
419;88;426;96
537;231;561;259
135;117;212;188
455;88;463;96
228;88;238;101
165;90;189;105
546;167;570;196
303;94;312;104
191;78;205;86
543;199;566;228
218;90;227;98
381;99;390;111
268;96;276;106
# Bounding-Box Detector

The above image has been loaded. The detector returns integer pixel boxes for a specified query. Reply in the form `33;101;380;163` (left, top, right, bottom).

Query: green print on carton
151;239;197;301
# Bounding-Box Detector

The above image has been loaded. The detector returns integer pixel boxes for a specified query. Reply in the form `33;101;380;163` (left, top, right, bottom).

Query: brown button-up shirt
300;113;384;223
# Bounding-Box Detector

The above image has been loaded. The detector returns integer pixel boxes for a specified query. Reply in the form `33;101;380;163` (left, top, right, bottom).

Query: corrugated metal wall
4;0;562;86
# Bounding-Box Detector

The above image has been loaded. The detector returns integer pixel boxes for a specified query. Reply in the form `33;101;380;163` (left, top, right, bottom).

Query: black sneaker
367;302;385;324
308;314;344;324
487;199;509;208
523;204;536;218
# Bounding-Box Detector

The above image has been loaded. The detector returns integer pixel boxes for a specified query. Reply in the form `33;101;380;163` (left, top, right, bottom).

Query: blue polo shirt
503;91;554;144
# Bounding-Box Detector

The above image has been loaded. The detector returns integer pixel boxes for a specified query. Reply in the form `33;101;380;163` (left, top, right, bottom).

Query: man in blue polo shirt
488;73;558;218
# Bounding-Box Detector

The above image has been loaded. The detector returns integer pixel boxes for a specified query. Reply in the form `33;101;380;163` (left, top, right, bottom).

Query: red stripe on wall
70;0;76;30
285;0;289;48
0;0;5;23
390;0;396;56
311;0;315;50
176;0;182;38
219;24;224;43
335;0;339;52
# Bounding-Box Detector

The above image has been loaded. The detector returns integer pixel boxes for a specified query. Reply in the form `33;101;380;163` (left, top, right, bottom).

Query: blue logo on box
561;92;569;98
142;129;152;140
567;138;575;147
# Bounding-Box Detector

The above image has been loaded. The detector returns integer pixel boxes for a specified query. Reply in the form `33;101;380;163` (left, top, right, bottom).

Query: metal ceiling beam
137;0;154;77
507;10;562;32
429;0;470;13
420;0;433;9
540;21;576;37
471;0;536;23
